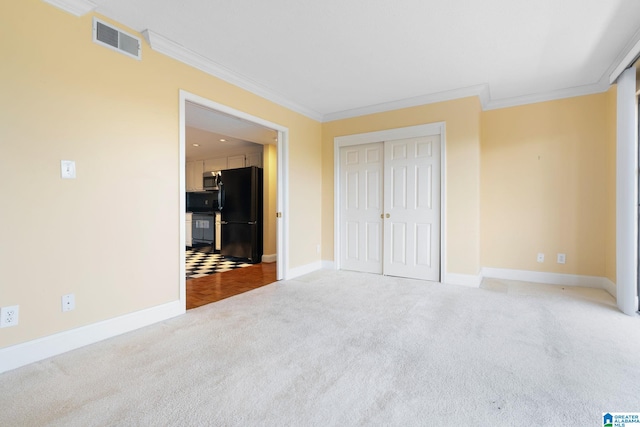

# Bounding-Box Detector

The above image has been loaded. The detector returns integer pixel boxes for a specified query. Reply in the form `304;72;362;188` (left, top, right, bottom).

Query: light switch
61;160;76;179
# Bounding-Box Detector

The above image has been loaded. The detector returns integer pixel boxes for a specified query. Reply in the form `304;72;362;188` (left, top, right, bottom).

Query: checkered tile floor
186;247;253;279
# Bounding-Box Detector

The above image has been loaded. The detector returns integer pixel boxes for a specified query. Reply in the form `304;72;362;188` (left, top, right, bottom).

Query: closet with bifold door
338;133;442;282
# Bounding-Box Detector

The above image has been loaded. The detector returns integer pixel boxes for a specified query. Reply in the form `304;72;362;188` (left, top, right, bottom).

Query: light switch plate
61;160;76;179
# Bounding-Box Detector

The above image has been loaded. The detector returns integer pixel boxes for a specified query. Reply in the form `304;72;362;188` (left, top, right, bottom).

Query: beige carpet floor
1;270;639;426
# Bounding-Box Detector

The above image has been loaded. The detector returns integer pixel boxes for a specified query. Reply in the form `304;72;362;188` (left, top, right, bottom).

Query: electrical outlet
316;244;321;254
62;294;75;312
557;253;566;264
537;253;545;263
0;305;19;328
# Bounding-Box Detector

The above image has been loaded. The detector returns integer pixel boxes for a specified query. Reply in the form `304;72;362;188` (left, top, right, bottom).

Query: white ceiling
185;102;275;161
186;102;276;145
70;0;640;120
184;126;262;161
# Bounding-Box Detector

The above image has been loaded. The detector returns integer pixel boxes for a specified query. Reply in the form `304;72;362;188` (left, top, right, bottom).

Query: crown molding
609;26;640;84
323;84;491;122
42;0;96;16
142;30;324;122
483;81;610;111
324;78;611;119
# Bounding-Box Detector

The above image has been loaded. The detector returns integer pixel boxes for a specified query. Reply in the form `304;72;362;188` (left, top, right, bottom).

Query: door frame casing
333;122;446;281
179;90;289;308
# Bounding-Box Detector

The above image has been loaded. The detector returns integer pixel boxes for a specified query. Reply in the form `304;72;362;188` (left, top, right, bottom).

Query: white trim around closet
333;122;446;282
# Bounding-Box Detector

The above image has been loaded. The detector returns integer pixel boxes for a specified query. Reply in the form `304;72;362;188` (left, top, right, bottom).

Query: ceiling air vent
93;18;141;60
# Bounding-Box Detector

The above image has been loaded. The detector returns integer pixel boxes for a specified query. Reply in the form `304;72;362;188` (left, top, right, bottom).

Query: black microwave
203;171;221;190
186;191;218;212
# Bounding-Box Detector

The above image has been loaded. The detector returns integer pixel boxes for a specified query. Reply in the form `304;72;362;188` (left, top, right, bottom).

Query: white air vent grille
93;18;141;60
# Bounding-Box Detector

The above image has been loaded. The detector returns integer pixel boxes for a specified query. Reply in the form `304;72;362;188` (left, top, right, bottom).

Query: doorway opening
179;91;289;309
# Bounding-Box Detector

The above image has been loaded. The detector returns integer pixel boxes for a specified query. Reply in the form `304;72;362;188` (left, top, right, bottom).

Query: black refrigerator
218;166;263;262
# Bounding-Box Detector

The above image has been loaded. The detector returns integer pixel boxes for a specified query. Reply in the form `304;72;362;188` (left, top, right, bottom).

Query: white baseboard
286;261;323;280
0;300;184;374
602;278;617;298
321;260;336;270
443;273;482;288
482;267;616;292
262;253;277;263
287;262;617;297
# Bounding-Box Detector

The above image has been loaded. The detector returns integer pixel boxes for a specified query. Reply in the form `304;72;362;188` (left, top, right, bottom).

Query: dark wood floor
186;262;277;309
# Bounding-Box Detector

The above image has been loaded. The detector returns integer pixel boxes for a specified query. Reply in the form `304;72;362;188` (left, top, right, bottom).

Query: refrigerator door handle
218;182;224;210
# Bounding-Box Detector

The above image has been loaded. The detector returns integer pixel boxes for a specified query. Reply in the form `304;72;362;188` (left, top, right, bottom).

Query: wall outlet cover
0;305;19;328
62;294;76;312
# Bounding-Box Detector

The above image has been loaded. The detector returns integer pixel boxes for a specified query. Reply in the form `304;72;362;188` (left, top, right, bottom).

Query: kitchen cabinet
227;154;245;169
246;152;262;168
186;212;193;247
186;160;204;191
204;157;227;172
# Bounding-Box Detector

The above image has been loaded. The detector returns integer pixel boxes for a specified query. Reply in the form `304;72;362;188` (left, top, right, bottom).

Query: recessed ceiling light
192;143;200;147
219;139;226;142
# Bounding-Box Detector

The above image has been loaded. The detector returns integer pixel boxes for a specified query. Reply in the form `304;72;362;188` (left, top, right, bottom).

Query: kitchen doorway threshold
186;262;277;309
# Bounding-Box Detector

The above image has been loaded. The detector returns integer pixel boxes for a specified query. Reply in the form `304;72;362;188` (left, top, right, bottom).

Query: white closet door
383;136;441;281
340;143;383;274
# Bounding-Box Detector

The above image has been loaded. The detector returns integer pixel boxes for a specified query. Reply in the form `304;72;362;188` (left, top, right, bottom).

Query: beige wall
480;93;615;277
263;144;278;256
0;0;321;348
322;97;483;276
